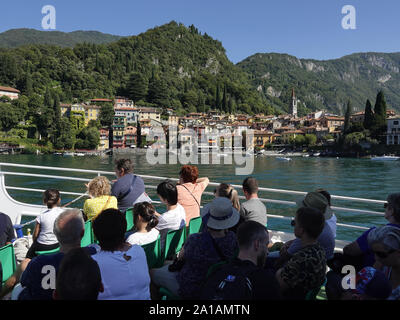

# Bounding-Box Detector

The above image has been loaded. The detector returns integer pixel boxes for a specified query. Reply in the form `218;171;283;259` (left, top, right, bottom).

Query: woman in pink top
176;165;209;226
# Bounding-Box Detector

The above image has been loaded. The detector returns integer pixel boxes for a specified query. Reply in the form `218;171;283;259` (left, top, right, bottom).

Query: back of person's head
114;158;133;174
295;207;325;239
242;177;258;195
157;180;178;205
216;183;240;211
43;189;60;209
55;248;103;300
316;188;331;206
87;176;111;198
92;208;127;251
237;221;268;250
367;225;400;251
133;202;158;232
179;165;198;183
53;209;85;246
387;193;400;223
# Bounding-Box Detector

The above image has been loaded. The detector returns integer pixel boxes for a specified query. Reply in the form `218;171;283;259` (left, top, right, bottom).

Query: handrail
0;162;385;234
0;162;386;204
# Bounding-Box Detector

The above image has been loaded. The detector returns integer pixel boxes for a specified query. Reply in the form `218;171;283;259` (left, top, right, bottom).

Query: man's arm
343;241;363;256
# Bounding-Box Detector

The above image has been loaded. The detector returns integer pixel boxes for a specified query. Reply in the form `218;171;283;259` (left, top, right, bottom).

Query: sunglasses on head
373;248;397;259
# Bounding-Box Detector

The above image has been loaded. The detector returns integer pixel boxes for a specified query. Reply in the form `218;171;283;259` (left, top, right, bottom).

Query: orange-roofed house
0;86;20;100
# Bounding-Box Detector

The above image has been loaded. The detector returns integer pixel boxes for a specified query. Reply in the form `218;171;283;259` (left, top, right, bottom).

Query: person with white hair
17;209;94;300
367;225;400;299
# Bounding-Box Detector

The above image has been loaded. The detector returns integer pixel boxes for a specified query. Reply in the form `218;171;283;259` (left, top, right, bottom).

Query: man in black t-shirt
0;212;15;247
201;221;281;300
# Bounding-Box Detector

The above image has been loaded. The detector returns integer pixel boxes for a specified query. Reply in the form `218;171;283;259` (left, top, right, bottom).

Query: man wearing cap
150;197;239;299
271;192;335;270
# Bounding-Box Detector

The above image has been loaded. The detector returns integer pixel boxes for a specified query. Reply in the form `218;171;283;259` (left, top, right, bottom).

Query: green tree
148;78;169;107
343;100;352;134
99;103;114;149
28;94;43;120
54;117;76;149
363;99;374;130
294;134;306;147
372;91;387;141
77;126;100;149
0;103;19;131
305;134;317;146
182;90;197;109
222;84;227;113
137;120;142;147
127;72;148;104
11;95;29;121
215;84;221;110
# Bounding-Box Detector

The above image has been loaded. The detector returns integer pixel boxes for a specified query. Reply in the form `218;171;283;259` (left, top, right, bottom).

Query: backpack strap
180;184;200;208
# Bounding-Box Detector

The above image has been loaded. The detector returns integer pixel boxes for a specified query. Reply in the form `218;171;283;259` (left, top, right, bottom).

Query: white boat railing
0;162;385;234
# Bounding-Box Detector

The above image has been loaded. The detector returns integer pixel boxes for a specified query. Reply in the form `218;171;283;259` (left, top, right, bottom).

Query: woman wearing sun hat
150;197;240;299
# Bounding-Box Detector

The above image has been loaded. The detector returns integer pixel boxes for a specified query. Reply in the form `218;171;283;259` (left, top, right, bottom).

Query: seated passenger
270;192;335;269
327;266;392;300
83;176;118;220
126;202;159;246
176;165;209;226
53;248;104;300
315;188;337;237
18;209;90;300
367;225;400;300
275;207;327;300
92;208;151;300
155;181;186;248
25;189;64;259
239;177;267;227
343;193;400;270
0;212;15;248
111;159;146;213
201;221;281;300
150;197;239;300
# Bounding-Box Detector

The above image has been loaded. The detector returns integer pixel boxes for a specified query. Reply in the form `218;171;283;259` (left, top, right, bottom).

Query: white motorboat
276;157;292;161
371;155;400;161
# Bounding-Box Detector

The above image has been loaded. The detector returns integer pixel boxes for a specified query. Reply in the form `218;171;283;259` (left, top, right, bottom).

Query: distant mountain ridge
0;28;123;48
1;24;400;116
237;52;400;115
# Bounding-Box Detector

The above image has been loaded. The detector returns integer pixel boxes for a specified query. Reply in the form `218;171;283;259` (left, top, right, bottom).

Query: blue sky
1;0;399;63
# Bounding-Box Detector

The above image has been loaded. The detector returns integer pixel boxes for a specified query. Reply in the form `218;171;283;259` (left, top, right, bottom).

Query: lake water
1;153;398;242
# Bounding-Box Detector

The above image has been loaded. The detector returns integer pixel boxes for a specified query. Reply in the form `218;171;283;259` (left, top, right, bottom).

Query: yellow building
98;128;109;151
138;107;161;122
281;130;304;144
252;130;277;148
84;105;101;125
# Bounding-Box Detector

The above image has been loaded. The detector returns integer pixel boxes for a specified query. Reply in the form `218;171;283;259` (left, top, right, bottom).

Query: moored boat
371;155;400;161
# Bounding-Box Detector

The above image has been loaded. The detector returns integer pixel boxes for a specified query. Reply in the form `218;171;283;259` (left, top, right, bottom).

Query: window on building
394;121;399;125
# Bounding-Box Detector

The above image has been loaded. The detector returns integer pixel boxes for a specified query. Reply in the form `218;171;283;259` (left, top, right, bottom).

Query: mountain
0;22;267;115
0;28;123;48
237;52;400;115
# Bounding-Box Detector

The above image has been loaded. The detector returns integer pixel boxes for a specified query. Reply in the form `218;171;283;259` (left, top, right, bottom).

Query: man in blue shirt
111;159;146;213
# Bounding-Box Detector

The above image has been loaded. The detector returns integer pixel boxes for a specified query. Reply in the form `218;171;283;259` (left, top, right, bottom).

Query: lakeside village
0;85;399;158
